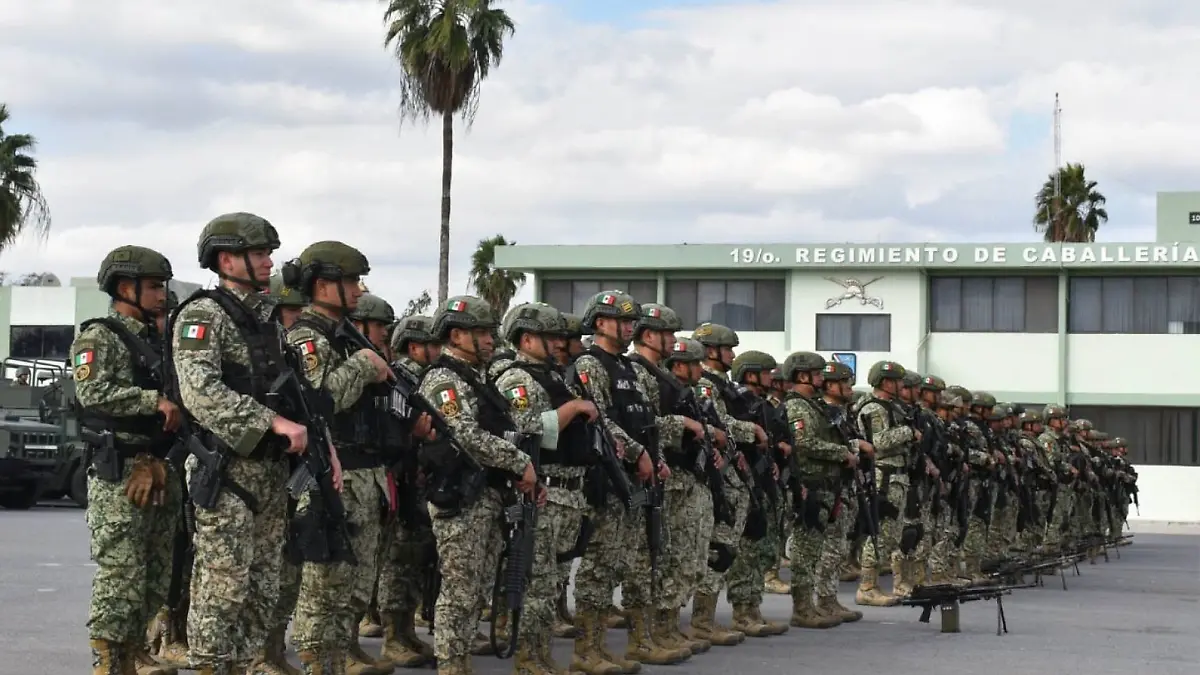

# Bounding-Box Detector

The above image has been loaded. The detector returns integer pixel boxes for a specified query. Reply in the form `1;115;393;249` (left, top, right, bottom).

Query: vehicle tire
70;465;89;508
0;484;40;510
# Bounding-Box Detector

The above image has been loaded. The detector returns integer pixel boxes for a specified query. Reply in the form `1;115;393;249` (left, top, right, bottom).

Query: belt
544;475;585;491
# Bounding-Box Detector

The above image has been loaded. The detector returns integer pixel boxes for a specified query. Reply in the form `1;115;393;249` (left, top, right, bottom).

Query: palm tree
381;0;516;305
469;234;525;320
0;104;51;249
1033;162;1108;243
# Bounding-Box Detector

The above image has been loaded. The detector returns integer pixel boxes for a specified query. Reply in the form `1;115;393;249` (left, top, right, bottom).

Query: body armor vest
583;346;654;449
428;354;517;488
496;360;592;466
630;354;701;471
76;317;168;454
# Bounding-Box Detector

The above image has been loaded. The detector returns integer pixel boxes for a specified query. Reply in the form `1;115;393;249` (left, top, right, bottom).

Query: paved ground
3;502;1198;675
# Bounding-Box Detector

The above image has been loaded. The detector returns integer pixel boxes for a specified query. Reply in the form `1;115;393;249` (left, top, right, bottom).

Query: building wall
1067;334;1200;397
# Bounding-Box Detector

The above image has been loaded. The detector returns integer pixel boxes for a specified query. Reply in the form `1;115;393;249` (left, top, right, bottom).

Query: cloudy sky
1;0;1197;306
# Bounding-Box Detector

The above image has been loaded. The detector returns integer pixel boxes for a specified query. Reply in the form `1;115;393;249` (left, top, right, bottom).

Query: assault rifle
675;384;734;525
493;432;538;658
563;364;644;511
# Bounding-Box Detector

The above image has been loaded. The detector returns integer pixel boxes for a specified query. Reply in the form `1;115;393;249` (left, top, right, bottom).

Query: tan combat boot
730;605;770;638
413;604;429;630
511;640;549;675
91;639;125;675
889;556;913;599
650;609;692;659
347;638;393;675
667;606;707;654
748;605;789;636
553;587;580;638
192;664;235;675
569;609;624;675
128;643;176;675
434;657;471;675
381;612;430;668
912;561;929;588
359;615;384;639
603;606;628;630
816;595;862;623
763;568;789;595
789;586;840;628
839;561;860;583
624;607;686;665
853;569;898;607
297;651;328;675
258;626;300;675
688;594;742;646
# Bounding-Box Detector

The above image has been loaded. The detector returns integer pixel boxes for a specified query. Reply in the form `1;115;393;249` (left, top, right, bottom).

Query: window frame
539;278;659;316
1068;404;1200;466
663;278;786;331
814;313;892;352
929;275;1059;333
8;325;76;361
1067;274;1200;334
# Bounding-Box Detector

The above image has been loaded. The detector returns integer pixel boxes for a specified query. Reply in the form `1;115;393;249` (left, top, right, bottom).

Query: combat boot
553;587;580;638
91;639;125;675
260;626;300;675
964;557;991;584
789;586;840;628
853;570;898;607
360;614;384;639
512;640;549;675
603;606;628;630
434;657;470;675
413;604;429;630
913;561;929;588
748;604;789;636
649;609;692;659
730;605;771;638
347;639;393;675
816;595;862;623
889;556;913;599
569;608;624;675
688;594;742;646
128;643;176;675
667;606;707;654
839;562;860;583
470;632;494;657
381;612;431;668
624;607;686;665
298;651;329;675
157;640;189;669
763;568;789;595
193;664;235;675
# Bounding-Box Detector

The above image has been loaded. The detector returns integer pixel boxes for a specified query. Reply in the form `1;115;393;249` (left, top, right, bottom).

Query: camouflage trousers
376;519;434;615
659;472;711;611
429;488;504;662
86;462;182;643
961;481;990;563
574;493;631;612
726;495;782;606
270;498;301;635
699;479;749;597
185;455;288;666
861;475;909;570
1073;491;1095;539
518;485;586;644
291;468;385;652
930;508;961;577
987;501;1016;558
913;495;936;565
1043;489;1074;550
814;489;855;598
786;483;837;590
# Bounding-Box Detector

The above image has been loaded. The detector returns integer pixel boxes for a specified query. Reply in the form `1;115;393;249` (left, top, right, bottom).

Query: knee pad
708;543;736;573
899;523;924;555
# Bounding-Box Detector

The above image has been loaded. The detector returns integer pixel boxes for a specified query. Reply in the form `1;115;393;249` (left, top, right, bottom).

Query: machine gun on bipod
901;581;1036;635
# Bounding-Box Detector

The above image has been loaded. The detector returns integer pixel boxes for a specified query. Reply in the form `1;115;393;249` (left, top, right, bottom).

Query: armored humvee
0;358;84;509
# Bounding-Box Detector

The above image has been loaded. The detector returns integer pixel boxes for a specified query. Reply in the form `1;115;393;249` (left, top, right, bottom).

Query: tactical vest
289;315;390;466
426;353;517;489
782;391;842;475
583;346;654;449
170;287;286;457
76;316;168;453
496;360;592;466
700;370;750;421
630;354;701;471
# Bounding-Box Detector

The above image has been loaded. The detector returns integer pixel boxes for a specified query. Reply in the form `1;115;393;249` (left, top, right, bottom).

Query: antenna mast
1053;93;1062;198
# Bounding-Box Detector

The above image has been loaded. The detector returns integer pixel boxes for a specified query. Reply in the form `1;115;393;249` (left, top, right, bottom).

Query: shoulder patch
433;386;461;417
178;321;212;350
792;419;804;432
578;371;589;384
504;385;529;410
695;384;713;399
73;348;96;368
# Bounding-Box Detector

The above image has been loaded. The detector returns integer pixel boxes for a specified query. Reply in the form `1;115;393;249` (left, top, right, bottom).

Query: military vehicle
0;358;85;509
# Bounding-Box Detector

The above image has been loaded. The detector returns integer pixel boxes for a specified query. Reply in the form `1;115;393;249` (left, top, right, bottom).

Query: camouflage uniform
1017;410;1049;552
376;316;439;668
929;388;968;584
174;214;290;675
283;243;390;675
960;392;996;581
417;296;532;674
855;361;914;607
492;302;590;674
902;371;937;593
78;247;181;675
984;405;1017;560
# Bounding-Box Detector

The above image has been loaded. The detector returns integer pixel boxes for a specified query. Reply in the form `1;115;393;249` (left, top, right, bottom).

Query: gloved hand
125;453;158;507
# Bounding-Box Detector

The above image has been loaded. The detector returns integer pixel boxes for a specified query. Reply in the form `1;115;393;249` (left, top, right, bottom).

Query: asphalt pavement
3;503;1198;675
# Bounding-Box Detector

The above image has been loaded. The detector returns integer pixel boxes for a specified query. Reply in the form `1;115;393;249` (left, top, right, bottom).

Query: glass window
930;276;1058;333
816;314;891;351
539;279;656;315
1070;405;1200;466
1068;275;1200;334
665;279;786;331
9;326;75;361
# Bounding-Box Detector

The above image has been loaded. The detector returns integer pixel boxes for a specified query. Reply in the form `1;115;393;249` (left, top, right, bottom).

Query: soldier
724;351;790;638
912;375;950;586
928;388;968;585
492;302;600;674
1017;409;1050;553
779;351;855;626
77;246;182;675
416;295;540;675
171;213;308;675
379;314;440;660
14;365;31;385
690;323;765;647
627;304;712;660
269;273;308;329
959;391;997;583
570;290;657;675
984;404;1015;562
854;361;917;607
281;243;394;675
762;366;792;596
553;311;586;638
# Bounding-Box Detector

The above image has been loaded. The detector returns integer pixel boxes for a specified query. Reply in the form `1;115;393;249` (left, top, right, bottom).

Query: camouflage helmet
1043;404;1067;419
919;375;946;392
283;241;370;294
664;337;704;365
268;273;307;307
350;293;395;324
1073;418;1094;432
731;350;777;383
502;302;563;344
432;295;497;338
560;313;584;338
780;351;826;381
866;360;905;387
1091;431;1109;442
821;360;854;382
986;405;1008;421
971;391;996;408
16;366;31;377
692;323;739;347
1111;436;1127;448
939;390;964;408
197;212;281;270
390;314;437;352
634;303;683;335
946;385;972;404
901;370;922;388
97;245;173;294
581;290;640;329
1020;409;1044;425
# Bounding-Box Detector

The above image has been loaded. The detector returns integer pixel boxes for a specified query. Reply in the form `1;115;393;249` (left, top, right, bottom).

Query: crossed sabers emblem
824;277;883;310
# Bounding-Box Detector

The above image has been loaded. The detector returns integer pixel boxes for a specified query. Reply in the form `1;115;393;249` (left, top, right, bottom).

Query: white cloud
0;0;1195;308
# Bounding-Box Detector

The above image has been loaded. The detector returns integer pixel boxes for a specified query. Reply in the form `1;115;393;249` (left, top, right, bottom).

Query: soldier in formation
76;233;1140;675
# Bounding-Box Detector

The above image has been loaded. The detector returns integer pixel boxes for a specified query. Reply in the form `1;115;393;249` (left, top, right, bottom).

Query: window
930;276;1058;332
540;279;658;315
1068;276;1200;334
664;279;785;331
9;326;75;361
815;314;891;351
1068;405;1200;466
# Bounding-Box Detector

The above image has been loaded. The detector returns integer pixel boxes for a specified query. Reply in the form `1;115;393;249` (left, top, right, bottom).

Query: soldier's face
686;362;702;384
363;320;389;351
233;248;274;281
470;327;495;359
567;338;584;357
670;362;689;381
279;306;303;329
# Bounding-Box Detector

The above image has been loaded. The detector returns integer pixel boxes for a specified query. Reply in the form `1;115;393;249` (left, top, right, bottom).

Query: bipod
902;582;1036;635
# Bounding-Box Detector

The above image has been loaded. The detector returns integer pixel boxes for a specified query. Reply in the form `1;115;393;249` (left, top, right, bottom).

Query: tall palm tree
381;0;516;305
1033;162;1108;243
0;104;51;249
469;234;524;320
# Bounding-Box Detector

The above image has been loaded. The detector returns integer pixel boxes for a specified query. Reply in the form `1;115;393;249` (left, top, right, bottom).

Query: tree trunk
438;109;454;306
